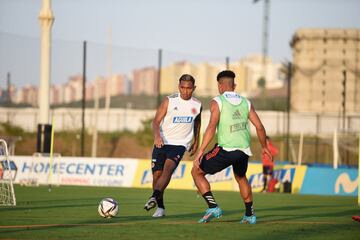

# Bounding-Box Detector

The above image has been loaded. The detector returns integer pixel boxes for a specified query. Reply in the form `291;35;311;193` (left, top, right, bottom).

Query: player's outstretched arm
152;98;168;148
248;104;272;160
189;107;202;156
194;100;219;166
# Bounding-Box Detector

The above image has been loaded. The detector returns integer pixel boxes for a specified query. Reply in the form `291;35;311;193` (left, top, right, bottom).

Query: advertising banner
133;159;238;191
246;164;307;193
7;156;357;196
133;159;194;190
132;161;305;192
9;156;138;187
300;167;358;196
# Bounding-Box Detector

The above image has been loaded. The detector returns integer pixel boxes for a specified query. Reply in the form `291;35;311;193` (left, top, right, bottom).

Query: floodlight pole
81;41;87;157
253;0;270;81
38;0;54;125
37;0;54;153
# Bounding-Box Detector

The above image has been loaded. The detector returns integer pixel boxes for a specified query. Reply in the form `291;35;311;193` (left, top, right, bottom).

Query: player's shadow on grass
111;211;215;222
0;211;236;236
257;205;356;222
258;204;343;212
15;197;104;205
0;212;205;235
98;208;249;223
0;202;97;213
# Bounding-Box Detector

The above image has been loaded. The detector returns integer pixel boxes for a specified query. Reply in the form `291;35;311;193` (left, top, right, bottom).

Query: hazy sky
0;0;359;87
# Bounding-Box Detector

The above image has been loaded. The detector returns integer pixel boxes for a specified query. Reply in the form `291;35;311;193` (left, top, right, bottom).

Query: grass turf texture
0;185;359;240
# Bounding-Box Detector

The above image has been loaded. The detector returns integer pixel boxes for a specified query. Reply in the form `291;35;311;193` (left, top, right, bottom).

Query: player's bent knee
191;167;197;177
153;170;162;177
234;174;246;182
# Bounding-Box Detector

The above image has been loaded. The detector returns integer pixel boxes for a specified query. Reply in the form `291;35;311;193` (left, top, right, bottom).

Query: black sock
152;189;162;200
245;201;254;216
157;198;165;209
202;191;218;208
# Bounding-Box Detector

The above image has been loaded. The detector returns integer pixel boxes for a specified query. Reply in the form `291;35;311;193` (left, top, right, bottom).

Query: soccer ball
98;198;119;218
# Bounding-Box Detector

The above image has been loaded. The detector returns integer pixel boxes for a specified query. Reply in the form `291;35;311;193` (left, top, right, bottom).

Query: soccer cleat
240;214;257;224
144;197;157;211
152;207;166;218
198;207;223;223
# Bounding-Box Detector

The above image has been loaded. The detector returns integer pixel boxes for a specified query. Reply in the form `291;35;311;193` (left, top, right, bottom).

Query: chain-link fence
1;32;233;108
1;32;359;166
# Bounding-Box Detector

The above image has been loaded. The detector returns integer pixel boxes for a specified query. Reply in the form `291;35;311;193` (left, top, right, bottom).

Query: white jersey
213;91;253;156
160;93;202;149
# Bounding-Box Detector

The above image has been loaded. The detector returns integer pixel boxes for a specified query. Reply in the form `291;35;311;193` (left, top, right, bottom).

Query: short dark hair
217;70;236;81
179;74;195;85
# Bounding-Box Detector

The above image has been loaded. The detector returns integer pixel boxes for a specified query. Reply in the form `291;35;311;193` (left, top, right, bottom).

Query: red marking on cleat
352;216;360;222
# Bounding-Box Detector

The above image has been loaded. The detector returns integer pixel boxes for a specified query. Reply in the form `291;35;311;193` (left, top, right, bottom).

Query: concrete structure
109;74;127;96
290;29;360;113
132;67;158;96
237;54;284;95
228;62;248;95
86;74;128;101
9;54;284;105
50;84;65;105
63;75;82;103
159;57;283;97
12;73;129;106
85;81;95;102
160;61;221;97
161;61;196;95
15;85;38;106
193;62;221;97
0;84;16;103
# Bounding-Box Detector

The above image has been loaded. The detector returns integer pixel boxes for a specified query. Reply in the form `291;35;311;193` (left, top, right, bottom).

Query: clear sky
0;0;359;87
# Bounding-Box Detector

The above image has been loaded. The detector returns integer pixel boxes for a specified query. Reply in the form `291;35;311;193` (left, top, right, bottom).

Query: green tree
136;118;153;147
257;77;266;89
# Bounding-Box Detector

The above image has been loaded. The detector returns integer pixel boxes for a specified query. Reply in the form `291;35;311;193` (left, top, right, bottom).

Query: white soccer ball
98;198;119;218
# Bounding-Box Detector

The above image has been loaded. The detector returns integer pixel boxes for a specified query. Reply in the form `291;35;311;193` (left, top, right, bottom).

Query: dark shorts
151;145;186;172
199;145;249;177
263;166;273;175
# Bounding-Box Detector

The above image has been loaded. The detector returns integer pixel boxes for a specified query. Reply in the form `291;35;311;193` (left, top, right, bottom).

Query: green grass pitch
0;185;359;240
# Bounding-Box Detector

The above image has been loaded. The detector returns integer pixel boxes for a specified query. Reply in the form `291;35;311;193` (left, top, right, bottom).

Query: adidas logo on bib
232;110;242;120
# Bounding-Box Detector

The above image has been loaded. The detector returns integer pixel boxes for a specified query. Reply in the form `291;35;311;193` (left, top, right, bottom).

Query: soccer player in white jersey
144;74;202;217
191;70;272;224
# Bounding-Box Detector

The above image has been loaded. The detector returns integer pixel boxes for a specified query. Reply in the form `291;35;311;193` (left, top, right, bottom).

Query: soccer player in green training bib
191;70;272;224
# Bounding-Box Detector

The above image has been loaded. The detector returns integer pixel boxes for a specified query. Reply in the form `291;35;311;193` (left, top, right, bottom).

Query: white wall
0;107;359;135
